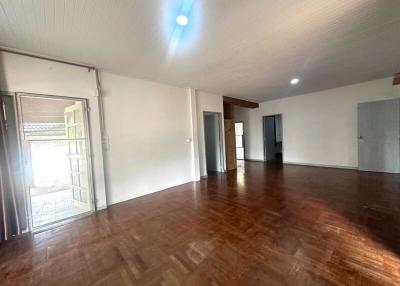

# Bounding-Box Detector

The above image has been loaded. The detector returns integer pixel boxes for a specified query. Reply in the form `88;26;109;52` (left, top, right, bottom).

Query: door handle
358;136;364;140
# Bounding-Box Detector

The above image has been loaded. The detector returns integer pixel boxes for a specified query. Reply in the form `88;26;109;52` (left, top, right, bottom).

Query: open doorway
263;114;283;163
235;122;244;160
203;112;224;174
18;94;95;229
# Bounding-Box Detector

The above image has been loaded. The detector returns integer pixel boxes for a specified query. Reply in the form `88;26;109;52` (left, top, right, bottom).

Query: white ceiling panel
0;0;399;102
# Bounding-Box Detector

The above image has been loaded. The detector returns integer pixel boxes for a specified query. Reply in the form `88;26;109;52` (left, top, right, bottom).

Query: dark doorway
263;114;283;162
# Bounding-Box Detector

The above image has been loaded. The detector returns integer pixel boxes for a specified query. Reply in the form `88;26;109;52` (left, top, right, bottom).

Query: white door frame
15;92;96;232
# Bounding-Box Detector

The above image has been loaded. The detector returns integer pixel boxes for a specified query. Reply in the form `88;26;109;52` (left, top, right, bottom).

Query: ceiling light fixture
176;15;189;26
290;78;300;85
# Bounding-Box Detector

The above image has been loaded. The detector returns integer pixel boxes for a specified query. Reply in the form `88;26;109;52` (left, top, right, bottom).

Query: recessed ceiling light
176;15;189;26
290;78;300;85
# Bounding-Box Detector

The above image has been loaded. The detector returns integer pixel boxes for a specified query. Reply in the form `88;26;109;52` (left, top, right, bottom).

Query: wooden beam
223;96;259;109
223;102;235;120
393;73;400;86
224;119;237;170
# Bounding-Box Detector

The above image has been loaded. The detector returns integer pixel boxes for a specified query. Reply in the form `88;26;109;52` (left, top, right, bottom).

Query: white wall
188;88;201;181
196;91;226;177
0;51;228;207
0;52;202;207
236;77;400;168
0;51;108;209
100;72;194;204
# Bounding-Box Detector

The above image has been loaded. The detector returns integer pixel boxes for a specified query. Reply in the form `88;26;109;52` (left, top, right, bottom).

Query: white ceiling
1;0;400;102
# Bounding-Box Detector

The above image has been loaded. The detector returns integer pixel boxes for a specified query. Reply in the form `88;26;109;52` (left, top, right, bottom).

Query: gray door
204;112;223;172
358;98;400;173
263;116;276;161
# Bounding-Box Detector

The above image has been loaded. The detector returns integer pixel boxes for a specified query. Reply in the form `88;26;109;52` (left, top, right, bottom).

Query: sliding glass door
19;94;94;229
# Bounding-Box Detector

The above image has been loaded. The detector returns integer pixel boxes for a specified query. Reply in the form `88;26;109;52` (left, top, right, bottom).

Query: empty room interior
1;1;400;285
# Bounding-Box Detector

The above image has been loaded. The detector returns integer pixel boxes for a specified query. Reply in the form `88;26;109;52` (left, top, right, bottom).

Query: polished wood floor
1;161;400;285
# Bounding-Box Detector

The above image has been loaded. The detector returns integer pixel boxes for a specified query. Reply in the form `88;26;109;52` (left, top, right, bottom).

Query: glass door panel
19;95;93;228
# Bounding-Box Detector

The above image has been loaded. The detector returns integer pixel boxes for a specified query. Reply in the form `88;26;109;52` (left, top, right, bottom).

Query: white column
188;88;201;181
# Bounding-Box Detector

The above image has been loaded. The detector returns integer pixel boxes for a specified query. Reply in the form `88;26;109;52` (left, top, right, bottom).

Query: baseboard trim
244;159;265;163
96;205;108;211
283;161;358;170
244;159;358;170
108;179;196;206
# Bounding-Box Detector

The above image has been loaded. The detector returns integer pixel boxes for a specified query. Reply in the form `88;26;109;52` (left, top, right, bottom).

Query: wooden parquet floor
1;161;400;285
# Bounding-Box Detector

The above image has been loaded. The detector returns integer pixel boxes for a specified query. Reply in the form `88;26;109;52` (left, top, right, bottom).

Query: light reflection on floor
236;160;246;188
237;160;245;173
31;189;86;228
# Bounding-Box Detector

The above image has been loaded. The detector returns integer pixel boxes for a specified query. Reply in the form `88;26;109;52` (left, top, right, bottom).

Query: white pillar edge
188;88;201;181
